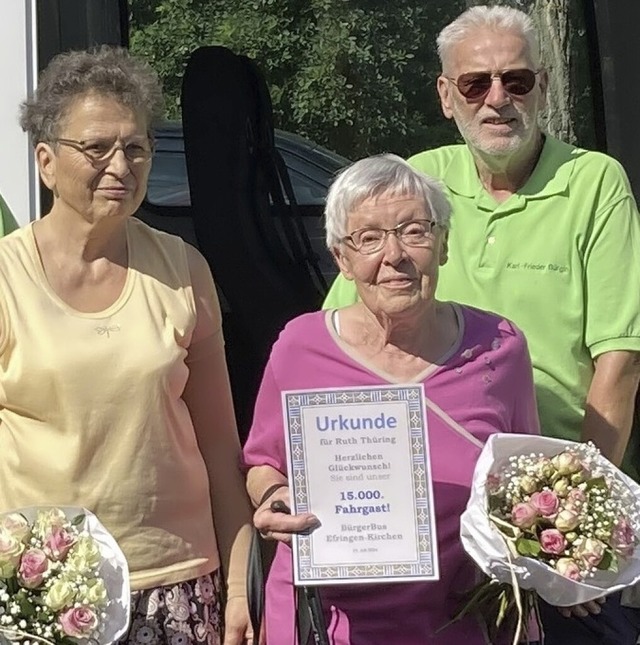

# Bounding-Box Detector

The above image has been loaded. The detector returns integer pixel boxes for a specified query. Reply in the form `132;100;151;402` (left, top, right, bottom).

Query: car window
279;151;335;205
145;126;349;209
146;151;191;207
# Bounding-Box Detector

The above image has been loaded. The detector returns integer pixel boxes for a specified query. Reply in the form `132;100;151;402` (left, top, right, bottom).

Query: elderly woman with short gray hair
243;154;540;644
0;46;253;644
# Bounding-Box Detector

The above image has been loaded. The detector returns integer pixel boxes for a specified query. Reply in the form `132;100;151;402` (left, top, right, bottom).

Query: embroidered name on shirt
506;261;569;274
95;324;120;338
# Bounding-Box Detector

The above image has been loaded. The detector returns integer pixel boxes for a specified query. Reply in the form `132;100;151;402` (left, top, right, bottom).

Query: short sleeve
584;180;640;357
184;244;224;362
242;361;288;474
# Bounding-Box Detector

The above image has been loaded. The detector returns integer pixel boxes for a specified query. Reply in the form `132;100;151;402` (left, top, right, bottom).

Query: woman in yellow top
0;46;253;645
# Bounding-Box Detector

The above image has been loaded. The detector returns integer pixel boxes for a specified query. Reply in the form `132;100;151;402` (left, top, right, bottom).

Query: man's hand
557;596;606;618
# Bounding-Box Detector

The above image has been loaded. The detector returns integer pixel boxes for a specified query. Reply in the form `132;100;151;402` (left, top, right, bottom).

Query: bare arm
183;246;253;643
582;350;640;466
246;464;288;508
246;464;319;543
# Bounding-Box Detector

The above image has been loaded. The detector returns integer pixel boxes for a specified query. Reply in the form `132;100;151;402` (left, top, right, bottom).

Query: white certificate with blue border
282;384;439;586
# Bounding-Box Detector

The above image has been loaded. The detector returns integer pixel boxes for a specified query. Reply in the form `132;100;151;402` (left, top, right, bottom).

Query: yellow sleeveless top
0;218;219;589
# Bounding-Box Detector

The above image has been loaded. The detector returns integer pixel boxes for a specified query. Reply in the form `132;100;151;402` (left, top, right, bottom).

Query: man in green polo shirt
324;8;640;640
0;191;18;237
324;6;640;480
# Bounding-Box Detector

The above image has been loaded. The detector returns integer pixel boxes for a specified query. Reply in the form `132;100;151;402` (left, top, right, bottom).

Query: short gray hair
325;154;451;249
20;46;165;144
437;5;540;72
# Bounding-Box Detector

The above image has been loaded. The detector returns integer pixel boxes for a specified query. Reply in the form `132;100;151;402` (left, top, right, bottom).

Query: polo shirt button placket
478;231;497;269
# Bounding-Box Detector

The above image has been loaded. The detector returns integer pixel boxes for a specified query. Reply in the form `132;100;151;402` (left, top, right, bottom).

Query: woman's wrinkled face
332;191;448;318
37;93;152;224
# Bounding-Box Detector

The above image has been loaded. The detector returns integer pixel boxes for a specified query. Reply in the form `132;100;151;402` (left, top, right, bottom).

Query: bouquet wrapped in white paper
456;434;640;642
0;506;130;644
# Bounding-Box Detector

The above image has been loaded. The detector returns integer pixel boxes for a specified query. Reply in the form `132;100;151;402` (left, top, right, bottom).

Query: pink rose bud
511;502;538;529
610;517;636;558
555;508;580;532
540;528;567;555
486;473;502;493
18;548;49;589
555;557;583;581
43;526;76;562
551;451;582;476
574;537;606;567
58;606;98;638
530;491;560;517
567;488;587;505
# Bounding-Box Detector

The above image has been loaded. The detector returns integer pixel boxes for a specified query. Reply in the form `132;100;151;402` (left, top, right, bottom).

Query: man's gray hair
20;45;165;144
437;5;540;72
325;154;451;249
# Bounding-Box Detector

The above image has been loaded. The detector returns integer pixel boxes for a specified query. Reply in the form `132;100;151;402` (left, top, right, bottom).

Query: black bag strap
297;586;330;645
247;527;264;645
296;585;313;645
247;527;279;645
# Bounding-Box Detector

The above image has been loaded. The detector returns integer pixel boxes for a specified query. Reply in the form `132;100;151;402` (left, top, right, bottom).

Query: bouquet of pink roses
456;435;640;644
0;507;129;644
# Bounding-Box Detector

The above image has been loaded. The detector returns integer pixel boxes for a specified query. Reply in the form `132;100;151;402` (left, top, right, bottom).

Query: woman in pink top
243;154;541;644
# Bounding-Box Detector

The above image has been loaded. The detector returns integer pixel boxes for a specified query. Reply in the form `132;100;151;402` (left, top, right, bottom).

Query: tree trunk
466;0;596;148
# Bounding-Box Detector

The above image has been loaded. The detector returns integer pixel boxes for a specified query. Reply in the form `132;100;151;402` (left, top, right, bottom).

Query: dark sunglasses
447;68;540;100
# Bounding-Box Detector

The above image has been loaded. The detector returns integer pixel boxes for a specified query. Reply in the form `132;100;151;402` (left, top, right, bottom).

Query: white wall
0;0;39;226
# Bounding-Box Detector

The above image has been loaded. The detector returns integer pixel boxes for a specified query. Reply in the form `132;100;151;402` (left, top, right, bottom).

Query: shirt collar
441;135;580;201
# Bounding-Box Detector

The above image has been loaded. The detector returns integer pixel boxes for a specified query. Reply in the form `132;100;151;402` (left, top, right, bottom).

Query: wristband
258;482;288;507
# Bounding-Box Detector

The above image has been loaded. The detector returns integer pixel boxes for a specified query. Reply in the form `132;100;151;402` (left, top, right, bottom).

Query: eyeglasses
342;219;437;255
53;136;154;166
447;68;540;100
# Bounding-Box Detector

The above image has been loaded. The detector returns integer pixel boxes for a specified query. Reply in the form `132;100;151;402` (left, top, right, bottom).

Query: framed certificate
282;384;439;586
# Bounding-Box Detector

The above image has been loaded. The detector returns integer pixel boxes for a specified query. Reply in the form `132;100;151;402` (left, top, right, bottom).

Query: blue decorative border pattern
284;385;436;583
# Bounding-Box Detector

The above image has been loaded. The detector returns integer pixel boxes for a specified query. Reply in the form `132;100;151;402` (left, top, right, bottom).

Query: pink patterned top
243;304;540;644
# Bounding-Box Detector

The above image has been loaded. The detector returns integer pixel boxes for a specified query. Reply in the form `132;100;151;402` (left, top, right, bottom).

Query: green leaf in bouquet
17;595;36;617
495;588;510;627
489;514;521;540
487;494;503;513
585;476;607;491
515;537;542;557
597;549;619;573
6;577;18;595
71;514;86;527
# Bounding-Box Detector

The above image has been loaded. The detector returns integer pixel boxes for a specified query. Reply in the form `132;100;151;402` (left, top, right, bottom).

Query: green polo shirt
0;193;18;237
323;136;640;478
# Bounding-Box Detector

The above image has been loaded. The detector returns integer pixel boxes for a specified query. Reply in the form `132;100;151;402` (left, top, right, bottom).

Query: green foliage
129;0;463;158
598;549;619;573
515;537;542;557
